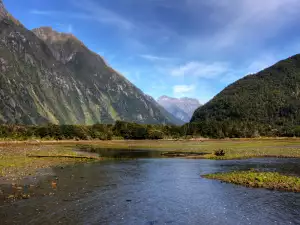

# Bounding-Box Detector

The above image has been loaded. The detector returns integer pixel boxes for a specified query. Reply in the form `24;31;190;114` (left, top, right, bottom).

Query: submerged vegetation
203;171;300;193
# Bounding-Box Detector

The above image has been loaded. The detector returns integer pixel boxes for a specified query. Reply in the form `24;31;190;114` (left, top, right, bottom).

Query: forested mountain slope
191;54;300;137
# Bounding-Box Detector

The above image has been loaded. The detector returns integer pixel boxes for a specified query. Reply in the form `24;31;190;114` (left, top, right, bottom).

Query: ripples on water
0;149;299;225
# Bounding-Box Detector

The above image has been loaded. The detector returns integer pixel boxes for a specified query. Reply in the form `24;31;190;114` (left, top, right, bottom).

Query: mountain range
0;0;182;125
158;96;201;122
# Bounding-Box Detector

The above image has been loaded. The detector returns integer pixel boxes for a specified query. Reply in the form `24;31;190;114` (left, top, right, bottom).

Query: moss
203;171;300;192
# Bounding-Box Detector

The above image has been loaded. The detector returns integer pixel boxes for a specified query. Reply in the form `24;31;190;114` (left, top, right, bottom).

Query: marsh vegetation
203;171;300;192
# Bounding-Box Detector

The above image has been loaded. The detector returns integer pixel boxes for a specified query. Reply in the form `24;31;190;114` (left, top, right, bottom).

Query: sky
4;0;300;103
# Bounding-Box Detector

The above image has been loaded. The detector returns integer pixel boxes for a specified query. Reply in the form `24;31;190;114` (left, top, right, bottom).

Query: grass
203;171;300;192
74;138;300;160
0;144;99;180
1;138;300;180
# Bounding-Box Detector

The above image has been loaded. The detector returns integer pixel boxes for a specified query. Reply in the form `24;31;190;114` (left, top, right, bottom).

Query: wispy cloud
246;56;277;75
70;0;134;30
30;10;57;15
56;23;74;33
27;0;300;102
30;9;91;20
171;61;228;78
31;0;134;31
139;54;175;62
173;85;195;97
183;0;300;57
220;54;278;83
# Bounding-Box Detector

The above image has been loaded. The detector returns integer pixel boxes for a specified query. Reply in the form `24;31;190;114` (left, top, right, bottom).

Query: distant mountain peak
158;95;200;104
158;95;176;101
158;96;201;122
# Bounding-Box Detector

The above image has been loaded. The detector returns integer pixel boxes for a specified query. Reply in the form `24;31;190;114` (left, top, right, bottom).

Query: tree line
0;121;183;140
1;120;300;140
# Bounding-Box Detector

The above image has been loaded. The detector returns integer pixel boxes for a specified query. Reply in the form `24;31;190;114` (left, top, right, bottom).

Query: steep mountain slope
0;1;180;125
191;54;300;127
158;96;201;122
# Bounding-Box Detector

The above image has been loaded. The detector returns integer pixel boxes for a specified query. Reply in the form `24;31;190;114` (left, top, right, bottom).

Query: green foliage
147;129;164;140
190;55;300;138
0;122;183;140
203;171;300;192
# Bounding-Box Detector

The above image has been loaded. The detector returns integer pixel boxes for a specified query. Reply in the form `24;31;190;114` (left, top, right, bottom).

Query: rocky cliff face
0;2;181;125
157;96;201;122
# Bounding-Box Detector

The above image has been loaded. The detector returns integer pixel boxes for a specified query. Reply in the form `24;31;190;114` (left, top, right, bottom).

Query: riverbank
1;138;300;181
74;139;300;160
203;171;300;192
0;144;100;181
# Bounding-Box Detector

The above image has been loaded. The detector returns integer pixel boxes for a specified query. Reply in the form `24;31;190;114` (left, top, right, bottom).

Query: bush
214;149;225;156
147;130;164;140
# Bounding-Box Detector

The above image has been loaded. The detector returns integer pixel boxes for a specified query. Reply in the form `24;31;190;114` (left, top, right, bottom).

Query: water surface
0;149;299;225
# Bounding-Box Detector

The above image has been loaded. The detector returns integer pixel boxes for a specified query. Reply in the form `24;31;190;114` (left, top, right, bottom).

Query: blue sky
4;0;300;103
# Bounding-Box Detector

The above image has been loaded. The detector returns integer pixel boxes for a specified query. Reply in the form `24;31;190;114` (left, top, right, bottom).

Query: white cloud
30;10;57;15
31;0;134;31
71;0;134;30
246;56;277;75
56;23;74;33
173;85;195;97
220;54;279;83
139;54;175;62
184;0;300;56
171;61;228;78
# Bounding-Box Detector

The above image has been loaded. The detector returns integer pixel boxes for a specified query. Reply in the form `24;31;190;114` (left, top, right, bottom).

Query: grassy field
203;171;300;192
1;138;300;180
0;144;99;180
74;138;300;159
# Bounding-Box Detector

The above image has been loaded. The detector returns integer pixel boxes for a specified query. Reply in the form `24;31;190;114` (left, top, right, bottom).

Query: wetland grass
76;139;300;160
203;171;300;192
0;144;99;180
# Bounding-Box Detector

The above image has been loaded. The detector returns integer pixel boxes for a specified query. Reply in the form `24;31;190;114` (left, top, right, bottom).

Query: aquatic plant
203;171;300;192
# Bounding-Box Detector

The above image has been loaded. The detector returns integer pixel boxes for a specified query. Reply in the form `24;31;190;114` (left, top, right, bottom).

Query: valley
1;0;300;224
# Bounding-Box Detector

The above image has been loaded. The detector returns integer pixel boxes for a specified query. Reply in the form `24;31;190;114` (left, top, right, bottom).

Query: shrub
147;130;164;140
214;149;225;156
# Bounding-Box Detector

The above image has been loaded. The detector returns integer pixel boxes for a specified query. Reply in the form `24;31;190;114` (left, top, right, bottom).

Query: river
0;148;299;225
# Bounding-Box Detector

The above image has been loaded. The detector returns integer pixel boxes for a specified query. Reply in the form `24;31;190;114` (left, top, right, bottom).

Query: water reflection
0;154;299;225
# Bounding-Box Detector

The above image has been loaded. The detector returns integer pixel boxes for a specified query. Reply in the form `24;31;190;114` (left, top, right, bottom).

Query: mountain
158;96;201;122
0;1;181;125
191;54;300;130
